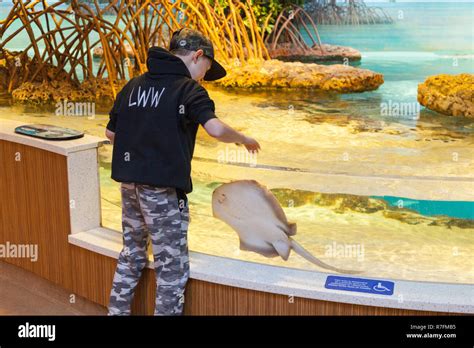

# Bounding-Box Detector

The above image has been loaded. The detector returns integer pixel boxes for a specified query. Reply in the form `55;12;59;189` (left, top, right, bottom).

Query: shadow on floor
0;261;107;315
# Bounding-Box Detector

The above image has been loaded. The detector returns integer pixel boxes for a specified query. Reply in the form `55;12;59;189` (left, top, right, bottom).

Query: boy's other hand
105;128;115;145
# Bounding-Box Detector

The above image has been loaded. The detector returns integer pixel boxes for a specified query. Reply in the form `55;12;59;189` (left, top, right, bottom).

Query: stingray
212;180;361;274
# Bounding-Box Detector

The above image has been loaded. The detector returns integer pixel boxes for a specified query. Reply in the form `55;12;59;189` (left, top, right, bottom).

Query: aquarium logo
380;101;420;119
217;146;258;168
0;241;38;262
325;242;364;262
55;100;96;119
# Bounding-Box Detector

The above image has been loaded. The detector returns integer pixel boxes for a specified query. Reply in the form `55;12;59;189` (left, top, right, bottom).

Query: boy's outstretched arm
203;118;261;153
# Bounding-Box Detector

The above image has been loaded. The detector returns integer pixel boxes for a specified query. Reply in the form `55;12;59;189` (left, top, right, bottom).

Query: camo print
108;182;190;316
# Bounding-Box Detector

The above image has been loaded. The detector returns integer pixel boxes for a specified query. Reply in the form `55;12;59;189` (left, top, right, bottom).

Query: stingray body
212;180;361;274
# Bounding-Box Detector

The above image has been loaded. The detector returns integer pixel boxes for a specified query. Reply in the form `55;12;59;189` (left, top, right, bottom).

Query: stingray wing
251;181;297;236
239;238;279;258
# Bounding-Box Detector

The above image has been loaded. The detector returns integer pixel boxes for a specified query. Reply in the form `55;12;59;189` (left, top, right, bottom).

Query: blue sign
325;276;395;296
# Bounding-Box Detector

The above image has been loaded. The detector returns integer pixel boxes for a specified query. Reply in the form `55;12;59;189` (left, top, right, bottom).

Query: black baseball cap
169;28;226;81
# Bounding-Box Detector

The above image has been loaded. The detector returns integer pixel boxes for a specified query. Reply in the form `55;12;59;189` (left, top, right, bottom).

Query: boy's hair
170;48;194;56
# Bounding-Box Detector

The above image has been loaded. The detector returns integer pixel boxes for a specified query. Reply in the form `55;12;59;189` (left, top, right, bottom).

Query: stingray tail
290;238;362;275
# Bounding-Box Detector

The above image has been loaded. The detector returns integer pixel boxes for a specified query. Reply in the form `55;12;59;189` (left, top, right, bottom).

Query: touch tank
0;1;472;286
97;84;473;285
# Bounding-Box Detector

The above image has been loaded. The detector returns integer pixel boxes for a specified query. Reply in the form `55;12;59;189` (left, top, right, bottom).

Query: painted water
1;2;473;284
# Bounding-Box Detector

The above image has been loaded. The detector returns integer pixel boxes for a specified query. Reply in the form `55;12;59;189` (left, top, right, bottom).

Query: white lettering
150;87;166;107
18;322;56;342
137;86;150;107
128;85;166;108
128;86;136;106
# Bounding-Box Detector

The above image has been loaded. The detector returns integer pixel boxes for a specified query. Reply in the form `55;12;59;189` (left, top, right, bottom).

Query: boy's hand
204;118;261;153
240;136;261;153
105;129;115;145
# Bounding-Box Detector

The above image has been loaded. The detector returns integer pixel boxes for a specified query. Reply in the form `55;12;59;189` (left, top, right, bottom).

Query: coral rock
11;78;127;105
418;73;473;118
214;59;383;92
268;43;362;63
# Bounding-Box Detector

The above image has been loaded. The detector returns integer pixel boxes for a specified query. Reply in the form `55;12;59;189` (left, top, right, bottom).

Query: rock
81;78;126;102
214;59;383;92
0;48;70;93
0;49;29;92
11;78;127;105
382;210;432;226
428;217;474;230
271;188;388;213
268;43;362;63
418;73;473;118
12;81;63;104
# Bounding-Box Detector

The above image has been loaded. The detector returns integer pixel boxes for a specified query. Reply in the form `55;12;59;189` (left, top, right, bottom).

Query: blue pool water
301;2;474;114
372;196;474;219
315;2;473;221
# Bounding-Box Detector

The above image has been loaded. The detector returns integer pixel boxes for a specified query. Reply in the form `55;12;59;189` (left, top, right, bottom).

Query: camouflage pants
108;182;190;316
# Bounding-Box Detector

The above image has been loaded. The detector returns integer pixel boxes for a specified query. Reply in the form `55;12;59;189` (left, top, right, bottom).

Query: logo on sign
325;276;395;296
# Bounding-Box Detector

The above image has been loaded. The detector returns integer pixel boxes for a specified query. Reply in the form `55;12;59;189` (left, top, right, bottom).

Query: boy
105;28;260;315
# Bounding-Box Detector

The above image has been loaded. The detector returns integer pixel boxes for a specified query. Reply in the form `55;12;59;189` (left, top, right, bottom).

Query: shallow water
1;2;473;284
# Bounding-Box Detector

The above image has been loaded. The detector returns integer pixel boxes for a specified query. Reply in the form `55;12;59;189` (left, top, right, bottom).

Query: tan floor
0;261;107;315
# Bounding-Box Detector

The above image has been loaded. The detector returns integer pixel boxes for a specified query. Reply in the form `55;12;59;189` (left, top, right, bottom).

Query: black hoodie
106;47;217;194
